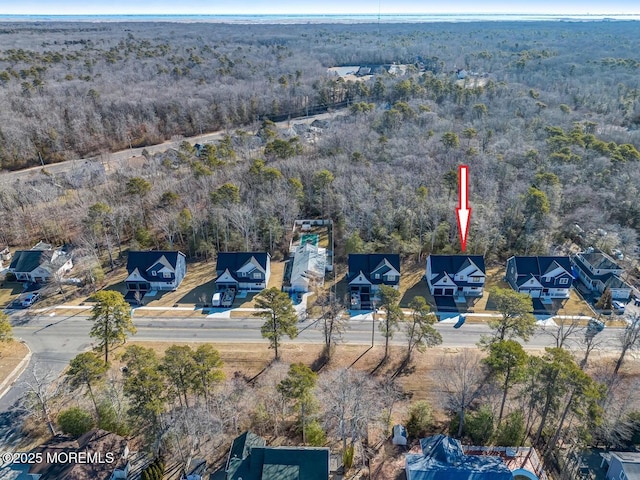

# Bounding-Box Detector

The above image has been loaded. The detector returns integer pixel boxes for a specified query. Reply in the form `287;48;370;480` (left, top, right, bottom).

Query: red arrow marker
456;165;471;252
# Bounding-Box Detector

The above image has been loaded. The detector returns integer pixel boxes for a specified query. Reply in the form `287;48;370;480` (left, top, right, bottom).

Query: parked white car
21;292;40;308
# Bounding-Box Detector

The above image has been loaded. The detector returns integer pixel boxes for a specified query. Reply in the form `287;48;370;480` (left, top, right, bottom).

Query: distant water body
0;14;639;24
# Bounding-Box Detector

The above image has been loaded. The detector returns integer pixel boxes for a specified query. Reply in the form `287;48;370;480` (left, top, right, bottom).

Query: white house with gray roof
572;249;631;300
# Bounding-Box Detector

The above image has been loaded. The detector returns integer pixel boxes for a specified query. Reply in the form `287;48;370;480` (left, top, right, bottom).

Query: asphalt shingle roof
428;255;486;277
347;254;400;285
126;250;184;282
215;252;270;283
509;256;573;287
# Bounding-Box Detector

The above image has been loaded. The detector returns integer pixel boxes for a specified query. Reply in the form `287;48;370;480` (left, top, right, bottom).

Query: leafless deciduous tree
22;362;62;436
316;368;381;460
614;314;640;376
540;315;585;349
435;349;486;438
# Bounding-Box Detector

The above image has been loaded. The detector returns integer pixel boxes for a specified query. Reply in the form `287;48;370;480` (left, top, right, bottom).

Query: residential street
0;308;626;413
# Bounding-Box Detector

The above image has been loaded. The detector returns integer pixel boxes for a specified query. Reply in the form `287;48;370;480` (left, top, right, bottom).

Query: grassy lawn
0;340;30;388
267;261;285;290
556;290;594;316
0;281;23;307
399;261;429;308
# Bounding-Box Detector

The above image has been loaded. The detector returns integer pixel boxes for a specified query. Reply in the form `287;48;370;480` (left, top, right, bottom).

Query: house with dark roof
506;256;573;301
9;243;73;284
405;434;513;480
425;255;485;300
215;252;271;292
26;429;130;480
347;254;400;310
572;249;631;300
225;431;330;480
124;251;186;301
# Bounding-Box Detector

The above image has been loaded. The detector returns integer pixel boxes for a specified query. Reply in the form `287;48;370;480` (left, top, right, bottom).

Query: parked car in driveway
21;292;40;308
612;301;626;314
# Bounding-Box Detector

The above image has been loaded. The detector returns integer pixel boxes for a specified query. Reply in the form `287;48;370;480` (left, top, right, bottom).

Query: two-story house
505;256;573;301
9;243;73;284
215;252;271;292
572;249;631;300
124;251;187;302
425;255;486;300
347;254;400;310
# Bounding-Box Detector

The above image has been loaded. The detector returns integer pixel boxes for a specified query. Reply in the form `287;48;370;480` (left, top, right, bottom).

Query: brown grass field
0;341;30;387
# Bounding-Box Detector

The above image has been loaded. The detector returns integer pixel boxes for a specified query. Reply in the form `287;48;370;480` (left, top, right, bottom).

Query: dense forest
3;20;640;478
1;20;640;268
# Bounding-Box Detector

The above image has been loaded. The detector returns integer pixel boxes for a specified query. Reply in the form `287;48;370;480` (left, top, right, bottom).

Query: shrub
58;407;94;438
494;411;525;446
306;420;327;446
406;400;433;439
343;444;354;470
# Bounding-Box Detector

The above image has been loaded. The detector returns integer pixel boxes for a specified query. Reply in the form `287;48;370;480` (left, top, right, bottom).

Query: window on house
471;277;482;283
151;271;157;276
373;274;380;279
253;272;261;279
239;271;246;277
559;278;568;285
387;275;396;282
163;272;171;279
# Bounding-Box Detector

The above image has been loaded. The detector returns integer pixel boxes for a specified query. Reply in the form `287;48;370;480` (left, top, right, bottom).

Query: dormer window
151;271;157;276
253;272;261;279
559;278;568;285
163;272;171;279
374;274;380;280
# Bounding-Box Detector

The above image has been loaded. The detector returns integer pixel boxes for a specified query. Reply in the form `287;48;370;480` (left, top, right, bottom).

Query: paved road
0;109;346;185
0;310;624;413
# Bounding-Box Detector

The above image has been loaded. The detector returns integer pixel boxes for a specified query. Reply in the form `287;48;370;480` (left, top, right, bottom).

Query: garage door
434;288;443;296
444;288;455;296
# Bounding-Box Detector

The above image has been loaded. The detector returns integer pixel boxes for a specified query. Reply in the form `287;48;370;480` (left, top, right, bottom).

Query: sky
2;0;640;16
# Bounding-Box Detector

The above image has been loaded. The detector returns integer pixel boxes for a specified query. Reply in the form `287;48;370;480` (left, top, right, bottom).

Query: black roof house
125;251;186;283
428;255;486;286
507;256;573;289
347;254;401;287
215;252;270;282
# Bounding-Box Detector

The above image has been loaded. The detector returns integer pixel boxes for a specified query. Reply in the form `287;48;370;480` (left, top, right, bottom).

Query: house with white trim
425;255;486;300
572;249;631;300
124;250;187;302
9;243;73;284
215;252;271;292
505;256;573;301
347;254;400;310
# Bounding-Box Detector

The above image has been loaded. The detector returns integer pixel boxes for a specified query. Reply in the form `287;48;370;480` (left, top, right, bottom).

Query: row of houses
5;239;632;309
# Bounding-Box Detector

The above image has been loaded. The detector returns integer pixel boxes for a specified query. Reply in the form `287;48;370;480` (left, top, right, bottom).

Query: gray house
572;249;631;300
605;451;640;480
